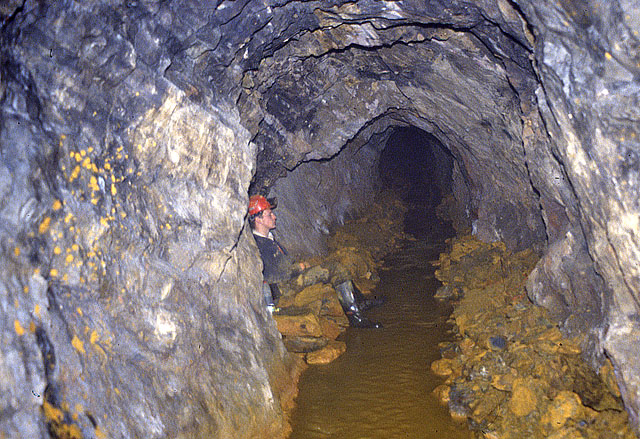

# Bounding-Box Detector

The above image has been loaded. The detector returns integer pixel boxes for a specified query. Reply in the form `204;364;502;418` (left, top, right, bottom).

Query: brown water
289;213;473;439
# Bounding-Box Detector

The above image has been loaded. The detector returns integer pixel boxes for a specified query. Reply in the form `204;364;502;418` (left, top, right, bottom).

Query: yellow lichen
70;166;81;181
89;176;99;191
43;401;64;423
24;286;30;294
71;335;85;354
29;321;36;333
13;247;20;256
34;304;41;316
52;200;63;211
90;330;99;344
14;320;25;336
50;269;58;277
54;246;62;255
39;217;51;234
65;254;73;264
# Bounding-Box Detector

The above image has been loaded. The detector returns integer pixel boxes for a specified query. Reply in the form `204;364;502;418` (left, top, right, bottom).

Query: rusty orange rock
306;340;346;365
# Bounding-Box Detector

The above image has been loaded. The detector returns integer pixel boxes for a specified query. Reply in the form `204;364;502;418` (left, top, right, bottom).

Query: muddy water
289;210;472;439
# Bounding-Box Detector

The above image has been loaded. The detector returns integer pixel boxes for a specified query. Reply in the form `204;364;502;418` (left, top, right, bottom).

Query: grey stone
1;0;640;436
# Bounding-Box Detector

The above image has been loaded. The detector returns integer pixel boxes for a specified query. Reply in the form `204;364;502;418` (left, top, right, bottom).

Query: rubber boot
335;281;382;329
352;284;386;311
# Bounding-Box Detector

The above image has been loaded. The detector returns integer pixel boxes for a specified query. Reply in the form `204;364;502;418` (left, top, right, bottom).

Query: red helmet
248;195;276;216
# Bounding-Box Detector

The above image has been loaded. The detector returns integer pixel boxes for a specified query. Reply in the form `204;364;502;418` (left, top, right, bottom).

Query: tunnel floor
288;197;472;439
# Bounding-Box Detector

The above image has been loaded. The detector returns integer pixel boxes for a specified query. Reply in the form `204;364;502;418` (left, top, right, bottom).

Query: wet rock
439;341;460;359
318;317;344;340
431;235;635;438
431;358;456;377
488;335;507;350
490;370;517;392
434;284;462;300
282;336;329;353
305;340;346;365
600;359;622;399
546;428;585;439
291;283;335;308
318;294;346;319
327;248;376;281
273;313;324;338
448;384;475;420
541;390;583;430
352;276;378;295
433;384;451;405
508;378;538;417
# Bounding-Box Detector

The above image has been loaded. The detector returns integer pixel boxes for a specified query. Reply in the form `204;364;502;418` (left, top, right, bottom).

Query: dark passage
289;128;470;438
379;126;455;209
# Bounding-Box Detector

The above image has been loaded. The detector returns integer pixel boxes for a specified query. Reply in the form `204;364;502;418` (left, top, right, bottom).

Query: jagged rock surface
1;0;639;437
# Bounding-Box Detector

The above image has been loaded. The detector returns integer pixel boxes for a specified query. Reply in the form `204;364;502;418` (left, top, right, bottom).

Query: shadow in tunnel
379;126;456;241
289;126;472;439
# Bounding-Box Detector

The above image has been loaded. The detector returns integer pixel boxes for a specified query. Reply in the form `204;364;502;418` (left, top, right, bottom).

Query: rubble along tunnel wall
1;0;639;437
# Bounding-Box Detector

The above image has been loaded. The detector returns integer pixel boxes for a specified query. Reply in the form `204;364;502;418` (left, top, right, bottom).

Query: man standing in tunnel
248;195;382;328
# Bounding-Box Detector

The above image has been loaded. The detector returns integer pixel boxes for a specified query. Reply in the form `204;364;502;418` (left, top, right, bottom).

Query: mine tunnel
1;1;639;439
285;126;470;438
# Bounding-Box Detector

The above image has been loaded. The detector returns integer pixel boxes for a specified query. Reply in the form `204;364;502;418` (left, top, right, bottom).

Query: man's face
257;208;276;231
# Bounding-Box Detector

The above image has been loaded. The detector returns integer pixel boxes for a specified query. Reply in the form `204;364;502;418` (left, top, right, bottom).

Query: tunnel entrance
378;126;454;209
379;126;458;240
288;127;469;438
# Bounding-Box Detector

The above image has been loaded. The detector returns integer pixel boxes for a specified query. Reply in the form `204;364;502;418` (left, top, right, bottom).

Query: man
248;194;382;328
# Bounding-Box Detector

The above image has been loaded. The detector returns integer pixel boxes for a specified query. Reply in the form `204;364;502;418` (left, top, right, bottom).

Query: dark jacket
253;233;294;284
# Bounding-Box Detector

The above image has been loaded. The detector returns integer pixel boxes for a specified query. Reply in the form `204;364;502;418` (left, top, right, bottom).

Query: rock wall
1;2;299;438
1;0;640;437
268;132;384;257
517;0;640;428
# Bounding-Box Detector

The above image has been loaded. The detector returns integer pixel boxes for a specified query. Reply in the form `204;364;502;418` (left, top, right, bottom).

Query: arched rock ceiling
238;1;548;251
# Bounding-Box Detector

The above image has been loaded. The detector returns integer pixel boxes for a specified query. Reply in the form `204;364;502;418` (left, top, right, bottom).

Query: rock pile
430;236;634;438
272;192;407;365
